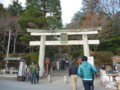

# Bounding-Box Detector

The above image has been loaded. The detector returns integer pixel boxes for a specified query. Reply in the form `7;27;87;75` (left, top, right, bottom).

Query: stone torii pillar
82;34;90;57
39;35;46;77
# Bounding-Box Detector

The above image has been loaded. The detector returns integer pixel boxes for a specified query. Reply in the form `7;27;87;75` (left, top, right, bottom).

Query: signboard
18;62;24;76
88;56;94;66
18;62;27;76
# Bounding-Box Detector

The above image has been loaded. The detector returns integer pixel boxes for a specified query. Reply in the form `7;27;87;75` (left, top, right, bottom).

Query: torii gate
27;27;101;76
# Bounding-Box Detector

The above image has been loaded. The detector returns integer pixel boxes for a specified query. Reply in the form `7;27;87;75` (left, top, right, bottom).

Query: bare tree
0;14;20;54
100;0;120;15
0;15;9;53
10;16;20;53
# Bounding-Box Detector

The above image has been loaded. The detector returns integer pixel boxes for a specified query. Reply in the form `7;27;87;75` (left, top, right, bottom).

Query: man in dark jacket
78;56;97;90
61;59;66;70
69;61;78;90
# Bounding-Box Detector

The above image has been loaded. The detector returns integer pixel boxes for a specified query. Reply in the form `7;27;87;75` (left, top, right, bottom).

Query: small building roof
4;57;26;61
111;56;120;61
111;56;120;65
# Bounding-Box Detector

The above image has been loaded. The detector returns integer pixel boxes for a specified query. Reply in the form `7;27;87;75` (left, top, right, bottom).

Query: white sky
0;0;82;25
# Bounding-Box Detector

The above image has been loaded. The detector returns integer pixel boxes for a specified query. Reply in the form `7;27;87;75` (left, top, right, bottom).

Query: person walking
101;64;106;70
29;62;37;84
77;56;97;90
56;60;60;71
69;61;78;90
61;59;66;70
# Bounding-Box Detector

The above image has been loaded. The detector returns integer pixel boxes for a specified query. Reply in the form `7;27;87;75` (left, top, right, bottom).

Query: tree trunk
94;45;98;52
2;36;7;53
13;37;17;53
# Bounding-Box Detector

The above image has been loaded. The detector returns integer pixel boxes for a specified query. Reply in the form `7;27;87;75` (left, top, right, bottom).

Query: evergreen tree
18;0;62;51
0;3;5;15
18;7;45;30
24;0;62;29
47;0;62;22
7;0;23;16
26;0;41;10
67;11;85;28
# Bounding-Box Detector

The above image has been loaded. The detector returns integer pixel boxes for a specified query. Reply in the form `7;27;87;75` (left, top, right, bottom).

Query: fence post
64;76;68;84
3;69;6;75
10;69;13;75
48;75;51;83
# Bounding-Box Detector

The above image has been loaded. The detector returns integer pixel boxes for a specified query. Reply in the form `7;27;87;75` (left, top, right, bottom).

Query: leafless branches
0;14;20;53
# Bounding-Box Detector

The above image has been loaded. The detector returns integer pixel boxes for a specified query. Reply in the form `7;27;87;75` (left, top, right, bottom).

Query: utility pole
6;30;11;70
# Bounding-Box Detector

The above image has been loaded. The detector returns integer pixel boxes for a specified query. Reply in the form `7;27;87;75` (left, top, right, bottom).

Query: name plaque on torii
27;27;102;76
60;33;68;44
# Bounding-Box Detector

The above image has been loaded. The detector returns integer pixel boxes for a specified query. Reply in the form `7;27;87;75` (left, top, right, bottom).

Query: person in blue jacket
77;56;97;90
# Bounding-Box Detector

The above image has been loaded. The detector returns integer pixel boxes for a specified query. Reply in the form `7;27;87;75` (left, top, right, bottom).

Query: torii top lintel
27;27;102;36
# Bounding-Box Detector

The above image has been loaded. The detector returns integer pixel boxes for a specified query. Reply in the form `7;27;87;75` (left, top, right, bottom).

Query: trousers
82;80;94;90
31;73;37;84
70;75;77;90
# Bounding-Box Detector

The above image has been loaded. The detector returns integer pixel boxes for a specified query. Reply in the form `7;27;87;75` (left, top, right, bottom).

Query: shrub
68;49;83;59
19;53;39;65
9;53;18;57
0;61;5;69
115;48;120;55
0;52;5;69
27;53;39;65
0;52;4;61
94;51;114;66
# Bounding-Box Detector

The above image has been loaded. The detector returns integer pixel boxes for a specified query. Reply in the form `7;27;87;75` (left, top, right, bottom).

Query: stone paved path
0;69;113;90
0;76;112;90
